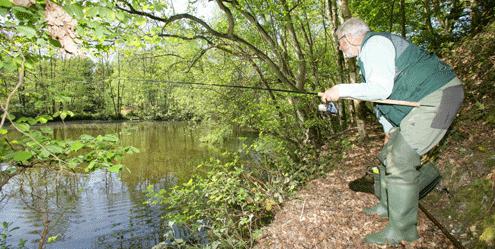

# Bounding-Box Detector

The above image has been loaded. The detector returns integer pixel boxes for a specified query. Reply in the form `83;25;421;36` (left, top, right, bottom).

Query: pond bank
254;128;455;248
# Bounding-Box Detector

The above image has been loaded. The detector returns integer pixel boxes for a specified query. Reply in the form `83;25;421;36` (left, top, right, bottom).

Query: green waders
365;129;420;244
363;166;388;217
364;161;442;218
364;77;464;245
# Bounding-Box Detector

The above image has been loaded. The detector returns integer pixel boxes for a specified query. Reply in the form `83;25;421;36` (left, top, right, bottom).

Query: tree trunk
338;0;367;140
389;0;396;32
400;0;406;37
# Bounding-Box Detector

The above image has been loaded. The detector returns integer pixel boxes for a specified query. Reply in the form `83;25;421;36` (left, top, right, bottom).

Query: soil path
256;136;455;249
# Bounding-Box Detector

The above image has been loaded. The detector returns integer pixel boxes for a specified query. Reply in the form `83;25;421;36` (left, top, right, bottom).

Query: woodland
0;0;494;248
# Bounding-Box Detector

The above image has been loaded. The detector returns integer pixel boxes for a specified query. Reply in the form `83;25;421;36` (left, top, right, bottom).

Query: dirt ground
255;135;457;249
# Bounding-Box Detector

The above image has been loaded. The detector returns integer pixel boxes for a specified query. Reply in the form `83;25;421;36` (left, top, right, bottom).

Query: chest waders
357;32;460;245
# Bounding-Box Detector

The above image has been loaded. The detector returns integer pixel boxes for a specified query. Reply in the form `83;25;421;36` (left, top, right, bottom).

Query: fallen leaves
255;132;455;248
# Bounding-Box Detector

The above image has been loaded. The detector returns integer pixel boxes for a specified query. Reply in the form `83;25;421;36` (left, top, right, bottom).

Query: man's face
338;34;358;58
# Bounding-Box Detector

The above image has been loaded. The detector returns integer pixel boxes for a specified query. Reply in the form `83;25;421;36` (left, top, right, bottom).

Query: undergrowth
146;134;343;248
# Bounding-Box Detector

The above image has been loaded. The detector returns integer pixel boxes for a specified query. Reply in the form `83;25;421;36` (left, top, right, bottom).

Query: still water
0;121;242;249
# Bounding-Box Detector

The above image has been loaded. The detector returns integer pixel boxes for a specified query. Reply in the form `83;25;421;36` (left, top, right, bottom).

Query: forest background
0;0;494;248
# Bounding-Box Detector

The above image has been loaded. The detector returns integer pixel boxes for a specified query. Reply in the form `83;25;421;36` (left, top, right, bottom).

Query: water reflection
0;121;234;249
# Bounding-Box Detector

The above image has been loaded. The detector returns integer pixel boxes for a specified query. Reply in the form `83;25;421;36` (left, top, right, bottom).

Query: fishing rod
122;78;424;108
124;78;319;96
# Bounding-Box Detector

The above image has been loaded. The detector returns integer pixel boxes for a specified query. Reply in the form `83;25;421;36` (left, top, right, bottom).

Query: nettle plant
0;0;138;173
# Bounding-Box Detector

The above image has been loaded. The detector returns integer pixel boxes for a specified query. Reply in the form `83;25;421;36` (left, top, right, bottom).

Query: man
321;18;464;244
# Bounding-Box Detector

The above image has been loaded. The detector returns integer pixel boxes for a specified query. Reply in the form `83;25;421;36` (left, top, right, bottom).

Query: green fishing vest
358;32;456;126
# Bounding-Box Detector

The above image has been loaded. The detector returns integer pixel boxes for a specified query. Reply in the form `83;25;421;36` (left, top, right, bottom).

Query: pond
0;121;246;249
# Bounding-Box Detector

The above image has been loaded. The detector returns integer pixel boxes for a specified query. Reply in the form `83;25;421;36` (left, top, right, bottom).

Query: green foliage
480;214;495;247
146;134;336;247
0;222;26;249
0;114;139;172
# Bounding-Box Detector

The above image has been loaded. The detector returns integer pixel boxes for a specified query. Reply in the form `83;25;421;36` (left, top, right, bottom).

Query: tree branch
185;47;212;73
1;56;25;129
215;0;235;36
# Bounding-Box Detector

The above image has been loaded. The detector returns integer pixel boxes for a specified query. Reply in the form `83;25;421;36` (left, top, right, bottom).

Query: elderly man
321;18;464;244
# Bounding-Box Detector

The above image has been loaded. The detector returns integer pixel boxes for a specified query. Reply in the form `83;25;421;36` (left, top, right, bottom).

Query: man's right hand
321;86;340;103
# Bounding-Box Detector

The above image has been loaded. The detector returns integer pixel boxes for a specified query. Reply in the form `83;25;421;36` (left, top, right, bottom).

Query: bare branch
117;0;297;90
185;47;212;73
1;57;25;129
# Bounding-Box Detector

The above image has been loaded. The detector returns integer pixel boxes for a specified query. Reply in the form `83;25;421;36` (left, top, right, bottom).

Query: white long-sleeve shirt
336;35;396;132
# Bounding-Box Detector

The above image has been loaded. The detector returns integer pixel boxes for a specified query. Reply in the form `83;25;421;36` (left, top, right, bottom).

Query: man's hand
321;86;340;103
384;132;390;145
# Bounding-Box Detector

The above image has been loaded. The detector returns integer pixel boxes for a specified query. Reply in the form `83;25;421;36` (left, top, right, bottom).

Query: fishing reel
318;102;338;115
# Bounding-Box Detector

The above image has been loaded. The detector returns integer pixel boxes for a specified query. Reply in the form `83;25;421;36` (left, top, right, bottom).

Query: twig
299;199;306;221
1;55;26;128
7;116;67;167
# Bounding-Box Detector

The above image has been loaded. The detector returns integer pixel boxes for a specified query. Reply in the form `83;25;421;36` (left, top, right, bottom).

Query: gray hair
335;18;370;39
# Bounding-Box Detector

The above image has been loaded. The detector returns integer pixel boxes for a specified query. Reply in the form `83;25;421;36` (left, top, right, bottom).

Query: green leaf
0;129;7;135
64;4;83;19
98;7;115;20
115;11;126;21
0;7;8;16
86;160;96;172
60;112;67;120
46;145;64;154
71;141;84;152
36;116;49;124
79;134;94;141
107;164;123;173
0;0;12;8
40;127;53;134
16;123;30;132
47;235;59;243
13;151;32;162
16;26;37;38
48;37;61;48
87;6;99;17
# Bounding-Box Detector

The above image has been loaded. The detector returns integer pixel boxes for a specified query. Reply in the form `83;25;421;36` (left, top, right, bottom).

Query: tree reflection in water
0;121;247;248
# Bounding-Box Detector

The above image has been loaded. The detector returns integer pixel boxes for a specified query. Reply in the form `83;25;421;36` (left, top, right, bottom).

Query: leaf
0;0;12;7
48;37;62;48
16;26;37;38
13;151;32;162
47;235;59;243
98;7;115;20
86;161;96;172
107;164;123;173
87;6;99;17
480;226;495;244
46;145;64;154
64;4;83;19
40;127;53;134
36;116;49;124
16;123;30;132
0;7;8;16
71;141;84;152
0;129;7;135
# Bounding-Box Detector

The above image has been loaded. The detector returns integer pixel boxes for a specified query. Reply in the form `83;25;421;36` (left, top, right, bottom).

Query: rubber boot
365;182;419;244
363;165;388;218
365;130;420;245
418;162;441;199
